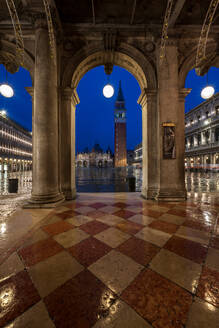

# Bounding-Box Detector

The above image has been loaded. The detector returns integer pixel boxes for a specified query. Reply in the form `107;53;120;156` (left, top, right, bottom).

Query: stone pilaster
138;88;159;199
60;87;79;200
26;21;64;207
156;41;191;201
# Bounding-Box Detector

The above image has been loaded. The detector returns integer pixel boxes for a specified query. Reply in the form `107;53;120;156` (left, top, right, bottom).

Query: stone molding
138;88;157;107
25;87;34;99
179;88;192;102
61;87;80;107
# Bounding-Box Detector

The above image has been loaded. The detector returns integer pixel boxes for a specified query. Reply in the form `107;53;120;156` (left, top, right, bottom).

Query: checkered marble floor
0;193;219;327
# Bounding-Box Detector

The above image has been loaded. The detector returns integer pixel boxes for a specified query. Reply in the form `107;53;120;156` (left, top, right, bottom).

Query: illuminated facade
132;93;219;171
185;92;219;171
0;112;32;172
76;144;113;168
114;81;127;167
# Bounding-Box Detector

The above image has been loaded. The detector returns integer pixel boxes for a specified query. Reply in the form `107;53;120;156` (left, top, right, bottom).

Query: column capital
179;88;192;101
61;87;80;107
138;88;157;107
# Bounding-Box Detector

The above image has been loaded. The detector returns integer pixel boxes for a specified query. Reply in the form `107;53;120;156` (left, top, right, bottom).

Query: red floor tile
127;201;144;207
210;236;219;249
116;221;143;235
18;238;63;266
148;220;179;234
167;208;189;217
113;209;135;219
68;237;111;266
57;210;79;219
89;202;107;209
141;208;162;218
42;221;74;236
156;202;175;208
197;266;219;308
164;235;208;264
44;270;117;328
113;202;129;208
182;219;213;233
86;210;106;219
0;270;40;327
121;268;192;328
79;220;109;235
117;237;160;266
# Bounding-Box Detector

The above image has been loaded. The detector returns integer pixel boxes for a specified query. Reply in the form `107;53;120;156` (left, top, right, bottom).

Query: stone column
27;20;64;207
156;41;191;201
60;88;79;200
139;89;159;199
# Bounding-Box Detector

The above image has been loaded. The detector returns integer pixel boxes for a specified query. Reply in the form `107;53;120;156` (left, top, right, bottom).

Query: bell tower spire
114;81;127;167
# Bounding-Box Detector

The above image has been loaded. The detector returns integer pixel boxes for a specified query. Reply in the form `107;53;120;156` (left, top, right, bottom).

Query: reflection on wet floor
0;169;219;195
0;171;31;218
185;171;219;193
0;171;32;195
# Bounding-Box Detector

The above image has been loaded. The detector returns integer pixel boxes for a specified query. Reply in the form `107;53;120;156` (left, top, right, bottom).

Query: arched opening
60;48;158;199
74;65;142;192
0;63;33;196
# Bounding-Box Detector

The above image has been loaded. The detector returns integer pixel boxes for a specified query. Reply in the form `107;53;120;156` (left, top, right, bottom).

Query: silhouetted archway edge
60;42;159;201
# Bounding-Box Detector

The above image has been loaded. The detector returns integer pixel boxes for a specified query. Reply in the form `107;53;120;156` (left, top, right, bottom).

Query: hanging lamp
201;71;215;100
0;68;14;98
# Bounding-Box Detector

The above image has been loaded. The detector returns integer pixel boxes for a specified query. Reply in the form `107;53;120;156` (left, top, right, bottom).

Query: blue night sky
0;64;219;153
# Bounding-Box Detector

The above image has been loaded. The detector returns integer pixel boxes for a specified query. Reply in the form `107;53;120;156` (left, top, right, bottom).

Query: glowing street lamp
103;84;114;98
0;84;14;98
0;110;7;116
201;85;215;100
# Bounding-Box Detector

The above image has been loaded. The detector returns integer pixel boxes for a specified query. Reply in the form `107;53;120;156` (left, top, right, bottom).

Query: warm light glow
201;86;215;99
0;84;14;98
0;110;7;116
103;84;114;98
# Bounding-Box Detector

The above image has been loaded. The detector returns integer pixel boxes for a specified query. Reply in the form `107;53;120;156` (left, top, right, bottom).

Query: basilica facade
76;144;113;168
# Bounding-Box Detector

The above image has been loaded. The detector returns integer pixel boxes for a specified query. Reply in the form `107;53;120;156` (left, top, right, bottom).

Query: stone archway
60;44;159;200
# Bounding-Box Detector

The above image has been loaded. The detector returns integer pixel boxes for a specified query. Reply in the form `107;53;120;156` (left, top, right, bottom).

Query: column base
155;188;187;202
23;191;65;208
141;188;159;200
141;188;187;202
63;188;77;201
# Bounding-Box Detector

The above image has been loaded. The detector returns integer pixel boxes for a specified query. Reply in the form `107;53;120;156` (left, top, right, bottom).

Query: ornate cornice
138;88;157;107
179;88;192;101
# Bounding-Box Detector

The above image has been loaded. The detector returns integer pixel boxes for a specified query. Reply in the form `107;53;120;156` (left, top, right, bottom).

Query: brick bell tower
114;81;127;167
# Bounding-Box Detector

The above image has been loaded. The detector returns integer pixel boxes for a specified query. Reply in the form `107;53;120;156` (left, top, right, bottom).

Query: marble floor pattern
0;192;219;328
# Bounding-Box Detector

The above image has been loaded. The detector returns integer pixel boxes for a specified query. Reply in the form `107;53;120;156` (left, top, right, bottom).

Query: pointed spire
116;80;125;102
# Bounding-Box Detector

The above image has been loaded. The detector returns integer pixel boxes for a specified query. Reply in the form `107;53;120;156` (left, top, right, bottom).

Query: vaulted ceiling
0;0;219;27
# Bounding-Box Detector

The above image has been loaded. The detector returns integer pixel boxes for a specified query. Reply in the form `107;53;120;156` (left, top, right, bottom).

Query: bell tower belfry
114;81;127;167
